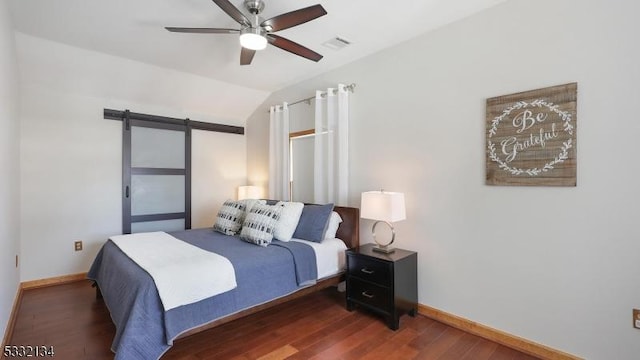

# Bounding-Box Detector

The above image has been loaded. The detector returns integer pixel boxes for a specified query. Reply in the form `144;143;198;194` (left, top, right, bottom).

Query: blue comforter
87;229;317;360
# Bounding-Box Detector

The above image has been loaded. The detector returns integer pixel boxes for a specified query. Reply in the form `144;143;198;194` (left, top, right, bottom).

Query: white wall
191;129;247;228
246;0;640;358
17;33;267;281
0;0;20;343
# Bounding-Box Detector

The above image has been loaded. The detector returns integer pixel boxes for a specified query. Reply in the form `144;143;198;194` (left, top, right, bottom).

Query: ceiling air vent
322;37;352;50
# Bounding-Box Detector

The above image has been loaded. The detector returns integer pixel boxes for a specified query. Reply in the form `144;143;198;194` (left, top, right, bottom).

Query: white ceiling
9;0;508;92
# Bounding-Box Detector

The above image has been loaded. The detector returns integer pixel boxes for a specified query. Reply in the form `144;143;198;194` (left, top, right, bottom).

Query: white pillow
273;201;304;241
324;211;343;239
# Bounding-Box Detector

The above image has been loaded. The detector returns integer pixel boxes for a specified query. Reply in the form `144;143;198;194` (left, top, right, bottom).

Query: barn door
122;112;191;234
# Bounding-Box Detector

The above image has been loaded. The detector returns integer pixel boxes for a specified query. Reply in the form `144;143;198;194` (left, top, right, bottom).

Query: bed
88;205;359;360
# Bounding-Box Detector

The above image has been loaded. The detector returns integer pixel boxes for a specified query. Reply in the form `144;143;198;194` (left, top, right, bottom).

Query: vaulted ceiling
9;0;508;92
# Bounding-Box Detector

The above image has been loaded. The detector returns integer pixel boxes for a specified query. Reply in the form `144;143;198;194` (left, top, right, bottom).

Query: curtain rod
267;83;356;112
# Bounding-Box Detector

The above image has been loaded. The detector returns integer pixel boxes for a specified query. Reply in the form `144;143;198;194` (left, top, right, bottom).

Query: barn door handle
361;291;374;299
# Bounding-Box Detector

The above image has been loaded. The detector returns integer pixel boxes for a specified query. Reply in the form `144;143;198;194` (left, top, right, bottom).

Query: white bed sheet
290;237;347;279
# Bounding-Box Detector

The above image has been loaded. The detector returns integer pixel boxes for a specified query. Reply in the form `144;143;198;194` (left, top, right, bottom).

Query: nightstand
345;244;417;330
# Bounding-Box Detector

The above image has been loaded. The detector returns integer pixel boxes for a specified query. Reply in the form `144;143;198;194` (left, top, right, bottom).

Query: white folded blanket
110;231;237;311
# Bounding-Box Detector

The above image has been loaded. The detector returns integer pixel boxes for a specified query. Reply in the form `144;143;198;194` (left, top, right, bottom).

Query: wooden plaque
486;83;577;186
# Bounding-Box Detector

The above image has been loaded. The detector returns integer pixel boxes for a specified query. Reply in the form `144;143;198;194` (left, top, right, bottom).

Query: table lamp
360;190;406;254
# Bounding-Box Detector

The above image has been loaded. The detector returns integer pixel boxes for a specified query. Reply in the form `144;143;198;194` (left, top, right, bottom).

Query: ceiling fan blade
267;34;323;62
165;27;239;34
240;47;256;65
261;4;327;32
212;0;250;27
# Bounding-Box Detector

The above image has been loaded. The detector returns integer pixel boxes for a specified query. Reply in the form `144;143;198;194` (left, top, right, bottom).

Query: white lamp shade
360;191;406;222
237;185;262;200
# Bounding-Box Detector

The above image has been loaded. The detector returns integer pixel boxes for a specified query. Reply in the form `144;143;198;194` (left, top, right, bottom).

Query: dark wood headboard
334;206;360;249
265;200;360;249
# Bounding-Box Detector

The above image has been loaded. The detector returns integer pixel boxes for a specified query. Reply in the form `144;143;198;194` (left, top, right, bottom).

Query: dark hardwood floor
8;281;540;359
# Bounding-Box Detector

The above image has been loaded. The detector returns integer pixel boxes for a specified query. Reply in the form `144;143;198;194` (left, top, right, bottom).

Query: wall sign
486;83;577;186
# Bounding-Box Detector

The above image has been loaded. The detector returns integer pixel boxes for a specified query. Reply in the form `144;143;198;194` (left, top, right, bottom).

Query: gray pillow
240;203;283;247
292;203;334;243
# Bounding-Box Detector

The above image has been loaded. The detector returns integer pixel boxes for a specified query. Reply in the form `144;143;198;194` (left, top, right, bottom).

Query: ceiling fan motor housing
244;0;265;15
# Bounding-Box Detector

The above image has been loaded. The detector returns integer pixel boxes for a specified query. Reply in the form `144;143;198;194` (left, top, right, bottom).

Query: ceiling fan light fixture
240;28;267;50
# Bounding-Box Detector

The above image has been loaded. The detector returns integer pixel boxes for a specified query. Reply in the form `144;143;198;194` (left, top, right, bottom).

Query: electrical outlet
634;309;640;329
74;241;83;251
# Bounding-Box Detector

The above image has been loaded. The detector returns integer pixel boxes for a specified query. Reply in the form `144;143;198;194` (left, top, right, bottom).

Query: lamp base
371;221;396;254
372;245;395;254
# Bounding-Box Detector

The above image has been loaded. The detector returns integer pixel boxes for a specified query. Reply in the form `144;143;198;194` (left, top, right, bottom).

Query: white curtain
314;84;349;205
269;102;290;201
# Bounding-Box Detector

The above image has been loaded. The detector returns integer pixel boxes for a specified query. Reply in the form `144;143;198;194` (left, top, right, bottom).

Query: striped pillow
213;200;246;235
240;203;282;247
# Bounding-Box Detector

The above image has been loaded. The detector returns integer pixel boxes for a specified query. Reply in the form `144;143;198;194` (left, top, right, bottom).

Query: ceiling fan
166;0;327;65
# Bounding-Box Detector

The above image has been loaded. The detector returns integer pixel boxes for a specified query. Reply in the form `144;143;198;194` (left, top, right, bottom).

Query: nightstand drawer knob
361;291;375;299
360;268;374;274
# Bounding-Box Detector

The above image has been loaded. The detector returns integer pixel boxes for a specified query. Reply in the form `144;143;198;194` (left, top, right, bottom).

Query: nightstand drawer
348;277;391;311
347;254;391;286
